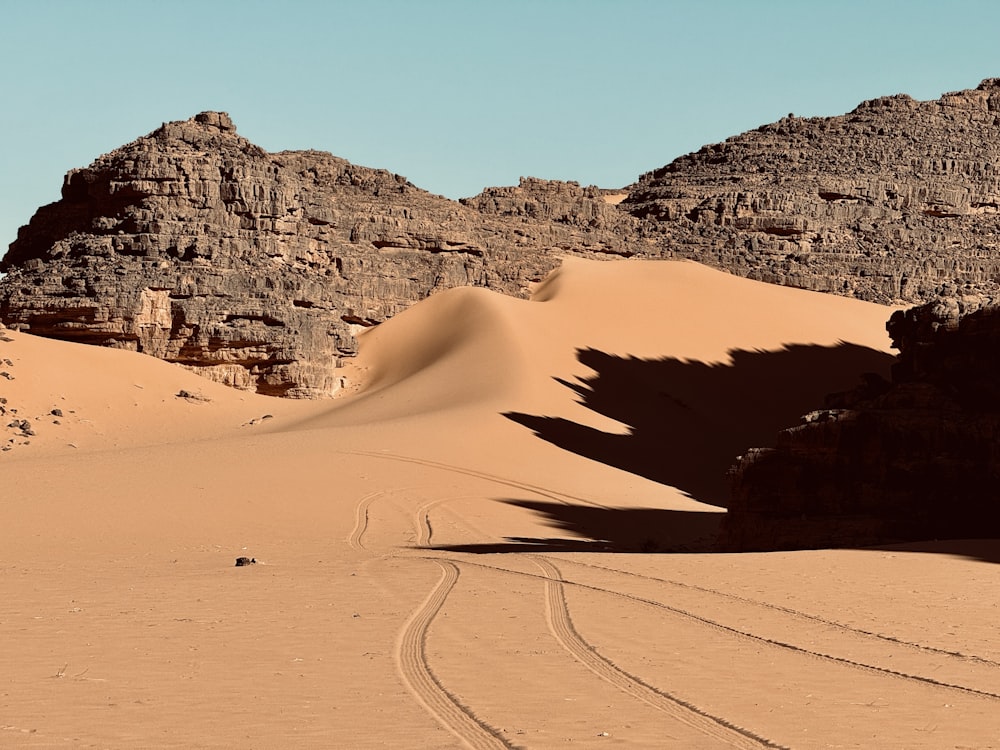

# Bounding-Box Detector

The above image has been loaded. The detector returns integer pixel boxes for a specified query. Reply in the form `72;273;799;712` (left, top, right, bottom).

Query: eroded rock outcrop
726;296;1000;550
623;78;1000;304
9;79;1000;396
0;114;642;396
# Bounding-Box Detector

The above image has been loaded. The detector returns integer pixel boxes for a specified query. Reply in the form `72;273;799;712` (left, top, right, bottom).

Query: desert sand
3;258;1000;749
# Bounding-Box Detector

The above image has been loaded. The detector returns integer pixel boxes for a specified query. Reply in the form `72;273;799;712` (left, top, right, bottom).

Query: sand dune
3;259;1000;748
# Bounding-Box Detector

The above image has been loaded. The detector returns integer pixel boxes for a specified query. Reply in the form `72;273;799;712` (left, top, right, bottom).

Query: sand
3;258;999;749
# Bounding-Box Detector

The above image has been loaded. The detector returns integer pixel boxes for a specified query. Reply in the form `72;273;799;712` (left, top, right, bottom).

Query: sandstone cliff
8;80;1000;396
624;78;1000;303
0;113;643;396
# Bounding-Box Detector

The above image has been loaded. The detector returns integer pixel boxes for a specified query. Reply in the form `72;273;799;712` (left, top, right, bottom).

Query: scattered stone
50;408;63;417
0;372;12;380
176;389;211;402
234;556;257;567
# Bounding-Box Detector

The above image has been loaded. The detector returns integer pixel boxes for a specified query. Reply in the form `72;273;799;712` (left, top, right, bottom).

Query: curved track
395;560;515;750
532;557;785;749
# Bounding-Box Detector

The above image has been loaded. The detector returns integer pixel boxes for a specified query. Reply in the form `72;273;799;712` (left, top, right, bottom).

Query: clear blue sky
2;0;999;254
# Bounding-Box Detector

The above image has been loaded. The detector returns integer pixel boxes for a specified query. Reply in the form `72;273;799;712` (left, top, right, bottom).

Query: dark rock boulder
726;296;1000;550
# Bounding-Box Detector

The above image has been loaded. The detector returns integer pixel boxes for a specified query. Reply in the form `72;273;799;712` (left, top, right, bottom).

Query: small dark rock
234;556;257;567
177;389;211;402
51;408;63;417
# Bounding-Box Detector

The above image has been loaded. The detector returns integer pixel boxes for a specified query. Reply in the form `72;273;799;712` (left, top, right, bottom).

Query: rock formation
0;113;642;396
624;78;1000;304
726;294;1000;551
8;80;1000;396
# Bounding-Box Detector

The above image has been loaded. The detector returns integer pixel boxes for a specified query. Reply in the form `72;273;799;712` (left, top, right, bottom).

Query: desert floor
3;259;999;749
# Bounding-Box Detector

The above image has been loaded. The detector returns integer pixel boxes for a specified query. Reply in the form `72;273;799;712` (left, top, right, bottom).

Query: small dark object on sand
235;556;257;567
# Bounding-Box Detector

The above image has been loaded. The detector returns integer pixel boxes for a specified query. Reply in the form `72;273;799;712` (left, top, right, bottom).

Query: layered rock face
624;79;1000;304
726;296;1000;551
0;113;642;396
8;80;1000;396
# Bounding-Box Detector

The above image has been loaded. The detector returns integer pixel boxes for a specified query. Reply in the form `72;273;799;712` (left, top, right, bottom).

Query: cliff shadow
505;343;896;509
434;499;724;554
432;499;1000;562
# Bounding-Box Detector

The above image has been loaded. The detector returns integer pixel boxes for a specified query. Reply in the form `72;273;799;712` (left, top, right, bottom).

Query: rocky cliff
624;78;1000;303
8;80;1000;396
0;113;643;396
726;294;1000;551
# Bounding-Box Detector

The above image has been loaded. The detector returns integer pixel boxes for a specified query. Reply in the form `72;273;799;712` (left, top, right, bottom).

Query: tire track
347;491;384;551
532;557;784;749
415;494;486;547
558;558;1000;669
396;560;516;750
435;555;1000;702
348;449;607;508
416;498;453;547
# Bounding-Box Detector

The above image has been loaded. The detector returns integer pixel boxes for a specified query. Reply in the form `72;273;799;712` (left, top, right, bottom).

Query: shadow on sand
432;498;1000;564
435;499;725;554
506;343;895;509
431;344;1000;563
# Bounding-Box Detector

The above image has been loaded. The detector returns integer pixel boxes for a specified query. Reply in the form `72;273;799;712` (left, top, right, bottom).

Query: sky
2;0;1000;255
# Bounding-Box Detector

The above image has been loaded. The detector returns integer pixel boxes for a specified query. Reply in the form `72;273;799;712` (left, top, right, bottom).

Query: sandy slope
3;259;1000;749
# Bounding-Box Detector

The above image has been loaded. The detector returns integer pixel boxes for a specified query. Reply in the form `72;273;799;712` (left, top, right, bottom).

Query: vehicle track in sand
434;555;1000;703
348;450;607;509
557;558;1000;669
415;494;487;547
531;557;785;749
396;560;516;750
347;490;385;552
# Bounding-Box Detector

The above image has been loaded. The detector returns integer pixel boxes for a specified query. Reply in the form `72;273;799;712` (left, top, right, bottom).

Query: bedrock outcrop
725;295;1000;550
9;79;1000;395
0;113;643;396
623;78;1000;303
